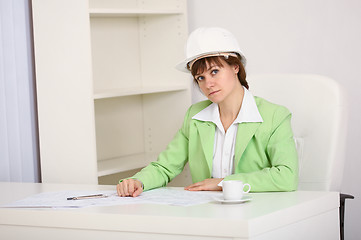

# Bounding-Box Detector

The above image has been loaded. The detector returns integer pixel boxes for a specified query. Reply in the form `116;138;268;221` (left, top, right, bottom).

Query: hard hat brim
175;50;246;73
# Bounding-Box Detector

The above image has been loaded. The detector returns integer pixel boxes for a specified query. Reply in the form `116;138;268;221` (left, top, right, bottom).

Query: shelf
89;8;183;17
97;152;158;177
93;85;188;99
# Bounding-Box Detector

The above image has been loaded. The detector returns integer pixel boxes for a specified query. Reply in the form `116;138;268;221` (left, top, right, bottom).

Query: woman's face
194;58;240;104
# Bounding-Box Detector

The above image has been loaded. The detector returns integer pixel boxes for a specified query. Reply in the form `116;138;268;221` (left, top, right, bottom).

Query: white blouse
192;87;263;178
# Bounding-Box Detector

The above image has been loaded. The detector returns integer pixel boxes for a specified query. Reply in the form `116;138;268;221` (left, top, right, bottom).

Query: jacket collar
234;122;261;167
193;121;215;174
192;87;263;126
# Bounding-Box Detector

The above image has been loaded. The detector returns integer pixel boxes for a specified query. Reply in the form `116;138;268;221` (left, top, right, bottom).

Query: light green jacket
131;97;299;192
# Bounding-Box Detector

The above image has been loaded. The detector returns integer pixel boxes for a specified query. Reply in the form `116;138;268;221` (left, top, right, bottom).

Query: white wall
187;0;361;239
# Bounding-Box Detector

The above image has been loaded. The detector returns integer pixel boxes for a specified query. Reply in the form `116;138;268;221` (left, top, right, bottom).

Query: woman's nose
204;76;215;88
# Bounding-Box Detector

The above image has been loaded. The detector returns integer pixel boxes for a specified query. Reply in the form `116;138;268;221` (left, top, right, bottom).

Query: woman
117;27;298;197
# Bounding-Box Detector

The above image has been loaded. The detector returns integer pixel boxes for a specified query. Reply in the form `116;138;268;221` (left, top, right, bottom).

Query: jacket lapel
234;122;261;167
194;121;215;174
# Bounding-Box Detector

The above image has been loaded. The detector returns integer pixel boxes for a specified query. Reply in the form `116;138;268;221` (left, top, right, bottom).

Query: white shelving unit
90;0;190;179
31;0;190;184
97;152;159;177
93;85;188;99
89;9;183;17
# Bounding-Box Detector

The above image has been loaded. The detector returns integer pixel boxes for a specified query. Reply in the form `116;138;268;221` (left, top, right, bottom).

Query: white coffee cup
222;180;251;200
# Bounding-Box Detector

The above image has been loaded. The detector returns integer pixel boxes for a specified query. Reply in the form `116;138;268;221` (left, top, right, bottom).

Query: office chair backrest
248;74;347;191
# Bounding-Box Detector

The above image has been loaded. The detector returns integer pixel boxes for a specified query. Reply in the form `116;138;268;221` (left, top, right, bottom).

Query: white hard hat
175;27;246;72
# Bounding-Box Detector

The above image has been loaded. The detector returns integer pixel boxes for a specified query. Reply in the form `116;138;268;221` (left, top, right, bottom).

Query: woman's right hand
116;179;143;197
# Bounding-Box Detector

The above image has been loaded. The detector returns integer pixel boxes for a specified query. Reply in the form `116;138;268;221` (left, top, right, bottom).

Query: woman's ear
234;64;239;74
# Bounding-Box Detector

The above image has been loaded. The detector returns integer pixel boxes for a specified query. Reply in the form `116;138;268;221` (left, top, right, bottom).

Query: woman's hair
190;55;249;89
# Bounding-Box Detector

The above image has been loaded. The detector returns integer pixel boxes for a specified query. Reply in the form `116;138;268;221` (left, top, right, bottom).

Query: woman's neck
218;85;244;131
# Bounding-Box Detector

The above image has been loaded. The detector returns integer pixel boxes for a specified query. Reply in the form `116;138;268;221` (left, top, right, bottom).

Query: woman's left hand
184;178;223;191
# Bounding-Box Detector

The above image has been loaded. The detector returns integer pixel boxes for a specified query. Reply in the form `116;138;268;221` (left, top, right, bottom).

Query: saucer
214;195;252;204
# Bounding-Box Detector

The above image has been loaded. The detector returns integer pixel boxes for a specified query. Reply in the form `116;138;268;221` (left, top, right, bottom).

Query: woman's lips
209;90;220;96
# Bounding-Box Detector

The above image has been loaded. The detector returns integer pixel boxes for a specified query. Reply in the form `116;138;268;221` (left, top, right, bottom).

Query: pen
67;194;107;200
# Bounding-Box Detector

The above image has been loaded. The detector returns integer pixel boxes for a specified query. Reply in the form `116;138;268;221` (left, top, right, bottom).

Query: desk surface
0;182;339;240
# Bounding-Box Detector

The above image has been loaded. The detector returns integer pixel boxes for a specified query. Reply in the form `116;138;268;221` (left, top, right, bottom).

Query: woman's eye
211;69;219;75
196;76;204;81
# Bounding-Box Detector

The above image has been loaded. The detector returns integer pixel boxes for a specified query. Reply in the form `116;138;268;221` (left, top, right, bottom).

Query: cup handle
243;183;251;193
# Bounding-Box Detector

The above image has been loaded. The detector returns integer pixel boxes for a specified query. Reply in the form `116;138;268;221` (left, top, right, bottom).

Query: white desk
0;182;340;240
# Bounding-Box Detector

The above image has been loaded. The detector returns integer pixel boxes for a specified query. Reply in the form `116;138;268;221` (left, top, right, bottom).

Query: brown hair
191;55;249;89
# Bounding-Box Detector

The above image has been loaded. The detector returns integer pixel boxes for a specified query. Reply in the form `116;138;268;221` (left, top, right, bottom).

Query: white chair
249;74;353;240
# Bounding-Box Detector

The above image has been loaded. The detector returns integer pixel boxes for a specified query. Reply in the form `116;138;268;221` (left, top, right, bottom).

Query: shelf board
97;152;158;177
94;85;188;99
89;8;183;17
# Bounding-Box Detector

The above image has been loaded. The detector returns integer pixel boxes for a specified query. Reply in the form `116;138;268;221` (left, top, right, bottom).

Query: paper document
2;188;223;208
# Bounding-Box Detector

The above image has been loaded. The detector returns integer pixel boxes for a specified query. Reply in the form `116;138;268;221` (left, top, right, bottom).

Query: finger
128;180;135;196
188;182;207;191
119;182;126;197
184;182;201;190
123;180;130;196
133;185;143;197
186;186;203;191
185;183;204;191
132;180;143;197
116;184;121;196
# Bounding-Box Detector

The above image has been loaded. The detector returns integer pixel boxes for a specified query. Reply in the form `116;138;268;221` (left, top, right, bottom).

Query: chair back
248;74;347;191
